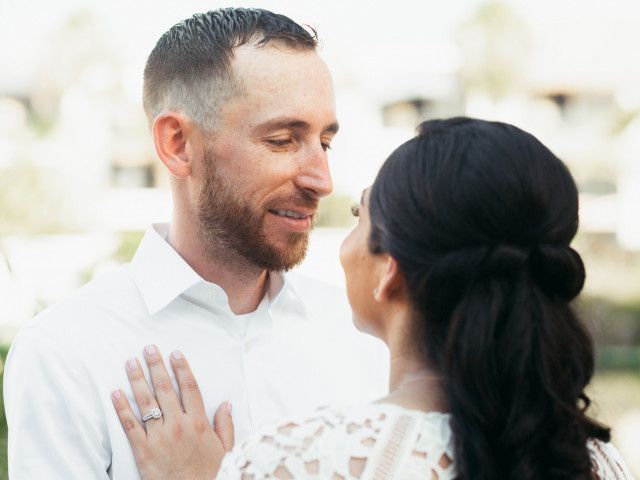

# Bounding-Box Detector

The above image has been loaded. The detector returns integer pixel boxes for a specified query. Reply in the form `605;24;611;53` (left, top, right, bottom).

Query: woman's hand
112;346;234;480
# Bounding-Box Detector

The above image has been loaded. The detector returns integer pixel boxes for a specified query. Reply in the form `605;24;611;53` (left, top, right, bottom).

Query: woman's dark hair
368;117;610;479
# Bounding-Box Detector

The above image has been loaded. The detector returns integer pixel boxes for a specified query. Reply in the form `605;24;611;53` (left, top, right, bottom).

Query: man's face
194;44;338;271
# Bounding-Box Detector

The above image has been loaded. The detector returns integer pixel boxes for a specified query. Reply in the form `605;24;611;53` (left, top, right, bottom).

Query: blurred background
1;0;639;477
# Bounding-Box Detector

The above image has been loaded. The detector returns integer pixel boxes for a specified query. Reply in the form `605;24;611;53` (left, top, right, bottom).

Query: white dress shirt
4;224;388;479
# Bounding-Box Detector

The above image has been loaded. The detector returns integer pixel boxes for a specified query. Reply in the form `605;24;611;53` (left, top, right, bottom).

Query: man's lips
268;208;314;219
267;208;314;232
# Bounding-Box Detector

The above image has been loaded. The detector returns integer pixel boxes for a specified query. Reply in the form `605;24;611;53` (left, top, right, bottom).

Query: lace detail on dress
216;403;635;480
216;403;455;479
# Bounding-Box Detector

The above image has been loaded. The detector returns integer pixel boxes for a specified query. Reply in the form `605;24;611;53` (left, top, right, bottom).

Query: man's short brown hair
143;8;318;131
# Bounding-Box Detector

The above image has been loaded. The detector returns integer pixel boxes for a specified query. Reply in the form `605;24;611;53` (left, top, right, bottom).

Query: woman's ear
152;112;200;178
374;255;406;303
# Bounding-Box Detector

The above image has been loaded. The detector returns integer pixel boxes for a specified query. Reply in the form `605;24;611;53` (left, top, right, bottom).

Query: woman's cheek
339;231;353;266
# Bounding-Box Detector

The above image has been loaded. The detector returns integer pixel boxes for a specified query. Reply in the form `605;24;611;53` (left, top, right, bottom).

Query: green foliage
597;346;640;370
114;231;145;263
0;161;71;235
78;231;145;285
25;109;55;137
578;296;640;346
612;109;640;135
0;343;10;480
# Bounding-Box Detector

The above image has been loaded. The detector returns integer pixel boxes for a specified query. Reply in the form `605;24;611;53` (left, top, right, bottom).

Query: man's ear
374;255;406;303
152;112;200;178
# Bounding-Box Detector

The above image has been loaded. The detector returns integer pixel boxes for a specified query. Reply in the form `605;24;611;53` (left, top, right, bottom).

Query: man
4;8;387;479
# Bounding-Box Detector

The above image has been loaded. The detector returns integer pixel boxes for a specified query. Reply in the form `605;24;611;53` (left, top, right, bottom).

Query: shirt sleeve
4;325;112;479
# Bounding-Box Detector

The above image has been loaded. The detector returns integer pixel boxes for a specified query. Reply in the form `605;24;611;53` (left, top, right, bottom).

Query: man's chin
256;234;309;271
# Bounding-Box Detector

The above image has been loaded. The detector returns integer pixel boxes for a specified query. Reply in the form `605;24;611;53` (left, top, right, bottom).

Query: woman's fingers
213;401;235;452
142;345;183;417
116;351;231;479
112;389;147;449
126;357;164;427
169;350;206;417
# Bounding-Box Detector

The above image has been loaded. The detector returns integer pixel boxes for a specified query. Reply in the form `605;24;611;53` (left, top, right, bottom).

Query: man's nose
295;144;333;199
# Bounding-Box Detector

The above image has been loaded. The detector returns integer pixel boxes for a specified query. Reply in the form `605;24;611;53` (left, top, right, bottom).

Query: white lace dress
216;403;635;479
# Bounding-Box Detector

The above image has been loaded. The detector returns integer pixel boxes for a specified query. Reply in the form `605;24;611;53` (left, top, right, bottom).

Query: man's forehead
232;44;333;101
231;43;328;85
222;46;335;127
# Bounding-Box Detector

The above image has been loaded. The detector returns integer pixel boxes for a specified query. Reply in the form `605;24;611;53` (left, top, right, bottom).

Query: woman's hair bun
529;244;585;301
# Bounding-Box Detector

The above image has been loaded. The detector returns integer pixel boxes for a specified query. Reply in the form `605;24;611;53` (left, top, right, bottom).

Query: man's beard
195;148;316;272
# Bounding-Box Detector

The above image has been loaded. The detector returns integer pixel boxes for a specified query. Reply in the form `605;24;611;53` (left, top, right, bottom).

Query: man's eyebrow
254;117;339;134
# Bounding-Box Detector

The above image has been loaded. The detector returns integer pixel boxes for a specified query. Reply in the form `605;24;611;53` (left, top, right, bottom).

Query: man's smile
267;208;313;232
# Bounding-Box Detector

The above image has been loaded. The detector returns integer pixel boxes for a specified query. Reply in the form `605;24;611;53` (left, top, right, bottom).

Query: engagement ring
142;407;163;422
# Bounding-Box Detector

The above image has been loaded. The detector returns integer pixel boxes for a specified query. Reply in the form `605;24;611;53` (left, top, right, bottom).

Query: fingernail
112;390;121;400
171;350;183;360
226;402;232;416
144;344;157;356
126;358;138;371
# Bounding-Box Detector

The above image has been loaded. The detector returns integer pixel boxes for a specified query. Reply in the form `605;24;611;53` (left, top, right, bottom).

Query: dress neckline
341;401;452;420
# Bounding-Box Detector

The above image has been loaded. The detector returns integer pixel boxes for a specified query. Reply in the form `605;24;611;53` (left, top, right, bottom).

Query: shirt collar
269;272;307;319
130;224;204;315
130;223;307;319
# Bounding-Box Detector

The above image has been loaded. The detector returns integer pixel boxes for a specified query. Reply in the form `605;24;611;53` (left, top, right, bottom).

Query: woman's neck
389;352;438;392
380;318;449;413
381;352;448;413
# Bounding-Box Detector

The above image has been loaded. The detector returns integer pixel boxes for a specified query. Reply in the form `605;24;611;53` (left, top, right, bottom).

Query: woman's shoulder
217;403;456;479
587;438;636;479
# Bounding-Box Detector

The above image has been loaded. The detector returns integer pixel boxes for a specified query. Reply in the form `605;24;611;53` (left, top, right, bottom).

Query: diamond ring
142;407;163;422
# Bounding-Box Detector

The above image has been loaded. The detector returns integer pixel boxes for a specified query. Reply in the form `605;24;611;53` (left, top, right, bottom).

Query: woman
112;117;634;479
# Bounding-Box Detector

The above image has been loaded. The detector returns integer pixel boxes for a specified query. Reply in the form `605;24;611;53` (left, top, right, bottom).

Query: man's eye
321;142;332;152
350;204;360;217
267;139;291;147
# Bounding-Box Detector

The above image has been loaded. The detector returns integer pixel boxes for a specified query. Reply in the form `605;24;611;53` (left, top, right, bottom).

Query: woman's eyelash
350;204;360;217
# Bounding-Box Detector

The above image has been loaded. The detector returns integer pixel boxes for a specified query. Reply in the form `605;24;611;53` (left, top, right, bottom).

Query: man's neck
167;221;270;315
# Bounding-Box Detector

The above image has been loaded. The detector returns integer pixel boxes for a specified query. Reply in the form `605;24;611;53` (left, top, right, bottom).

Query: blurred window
382;98;463;128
